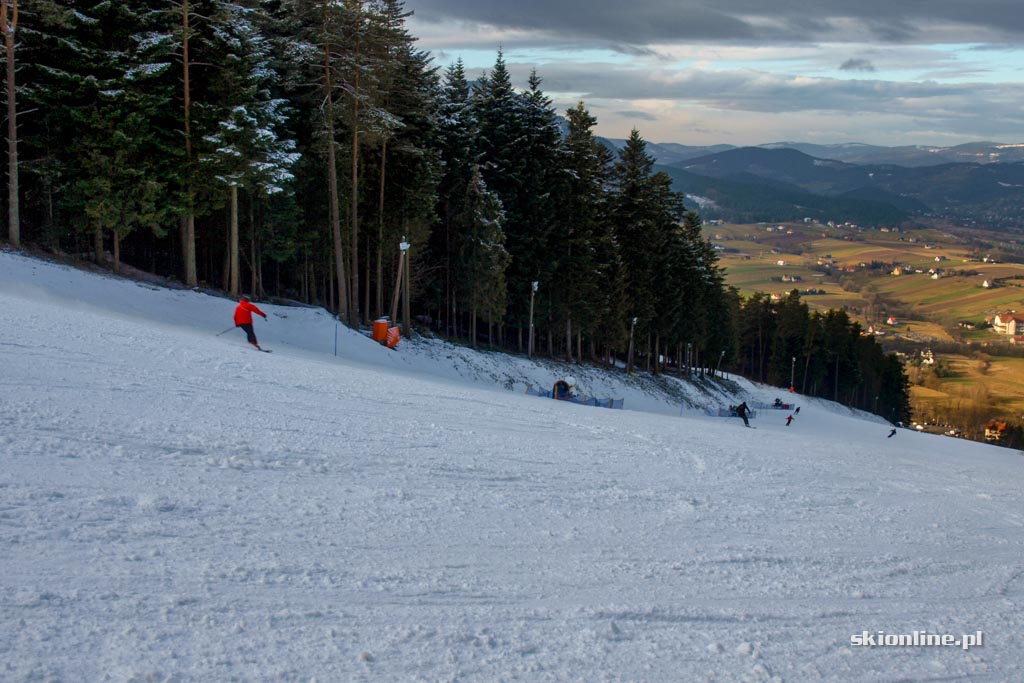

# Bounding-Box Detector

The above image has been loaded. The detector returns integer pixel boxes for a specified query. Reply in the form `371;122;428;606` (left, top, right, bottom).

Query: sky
408;0;1024;147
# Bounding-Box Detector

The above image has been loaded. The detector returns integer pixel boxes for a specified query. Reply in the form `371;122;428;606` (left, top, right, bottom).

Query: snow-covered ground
1;249;1022;681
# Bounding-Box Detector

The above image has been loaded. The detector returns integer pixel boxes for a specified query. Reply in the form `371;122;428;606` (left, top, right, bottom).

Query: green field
711;221;1024;327
710;221;1024;424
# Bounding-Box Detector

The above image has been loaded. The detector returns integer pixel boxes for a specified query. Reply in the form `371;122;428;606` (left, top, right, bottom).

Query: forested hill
664;147;1024;229
8;1;907;422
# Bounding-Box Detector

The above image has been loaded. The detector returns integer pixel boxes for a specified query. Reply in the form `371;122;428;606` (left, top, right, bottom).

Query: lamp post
627;316;638;374
528;281;538;359
790;356;796;392
716;349;726;376
389;238;410;327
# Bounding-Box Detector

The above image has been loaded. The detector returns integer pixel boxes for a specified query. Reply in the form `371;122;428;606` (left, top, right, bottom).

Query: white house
993;313;1024;336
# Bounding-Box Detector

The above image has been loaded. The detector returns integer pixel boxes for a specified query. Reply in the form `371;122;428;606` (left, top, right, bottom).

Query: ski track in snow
1;250;1023;681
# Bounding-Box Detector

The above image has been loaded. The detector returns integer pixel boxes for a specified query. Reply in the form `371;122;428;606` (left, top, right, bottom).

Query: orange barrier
386;326;400;349
372;318;389;342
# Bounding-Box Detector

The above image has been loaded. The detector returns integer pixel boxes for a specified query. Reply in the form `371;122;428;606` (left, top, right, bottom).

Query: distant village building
891;266;904;276
920;349;935;365
931;272;941;280
982;279;993;288
776;260;786;266
887;316;899;325
993;313;1024;336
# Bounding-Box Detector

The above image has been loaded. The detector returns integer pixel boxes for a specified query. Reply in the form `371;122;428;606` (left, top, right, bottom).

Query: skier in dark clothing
887;428;897;438
786;414;794;426
794;406;800;414
735;401;751;427
234;295;267;350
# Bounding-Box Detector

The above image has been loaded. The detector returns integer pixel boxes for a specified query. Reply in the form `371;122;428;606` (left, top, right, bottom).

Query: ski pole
215;325;236;337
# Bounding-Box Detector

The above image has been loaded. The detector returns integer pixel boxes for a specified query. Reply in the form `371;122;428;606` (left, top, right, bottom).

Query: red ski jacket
234;299;267;326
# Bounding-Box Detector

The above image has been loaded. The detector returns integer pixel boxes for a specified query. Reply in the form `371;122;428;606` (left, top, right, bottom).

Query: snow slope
1;249;1023;681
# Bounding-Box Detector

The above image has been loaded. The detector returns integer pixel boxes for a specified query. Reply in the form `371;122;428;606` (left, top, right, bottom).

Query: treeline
4;0;910;419
735;291;911;424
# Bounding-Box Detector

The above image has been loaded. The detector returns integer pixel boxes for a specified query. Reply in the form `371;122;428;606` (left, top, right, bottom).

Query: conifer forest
3;0;910;422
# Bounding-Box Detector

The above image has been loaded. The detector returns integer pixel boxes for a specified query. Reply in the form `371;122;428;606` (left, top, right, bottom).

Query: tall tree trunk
323;35;348;321
363;237;370;322
402;244;411;338
229;184;239;297
250;198;257;296
654;335;660;376
471;304;477;348
3;0;18;247
566;317;573;362
547;310;553;356
112;230;120;275
377;140;386;318
349;41;361;327
93;224;103;264
180;0;197;287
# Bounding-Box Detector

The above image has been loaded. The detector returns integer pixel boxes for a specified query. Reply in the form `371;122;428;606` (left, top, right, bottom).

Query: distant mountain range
597;139;1024;229
602;139;1024;167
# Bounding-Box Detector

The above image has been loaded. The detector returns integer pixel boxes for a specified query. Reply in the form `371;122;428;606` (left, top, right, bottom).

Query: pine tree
196;1;297;297
458;166;508;347
2;0;19;246
558;101;618;360
610;129;685;371
433;59;476;337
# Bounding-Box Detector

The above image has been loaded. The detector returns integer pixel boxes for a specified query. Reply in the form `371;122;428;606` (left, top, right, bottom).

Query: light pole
716;349;726;375
389;238;410;328
790;356;796;392
528;280;538;359
627;316;638;374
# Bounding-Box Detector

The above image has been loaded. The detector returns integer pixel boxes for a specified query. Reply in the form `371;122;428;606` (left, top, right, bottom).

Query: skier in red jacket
234;295;267;350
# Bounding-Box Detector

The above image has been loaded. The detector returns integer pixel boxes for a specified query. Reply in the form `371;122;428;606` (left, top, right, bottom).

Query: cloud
614;110;660;121
839;58;876;72
494;60;1024;143
410;0;1024;47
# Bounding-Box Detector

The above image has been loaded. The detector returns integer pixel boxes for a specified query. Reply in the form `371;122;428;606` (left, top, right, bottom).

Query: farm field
911;355;1024;428
710;221;1024;330
710;221;1024;426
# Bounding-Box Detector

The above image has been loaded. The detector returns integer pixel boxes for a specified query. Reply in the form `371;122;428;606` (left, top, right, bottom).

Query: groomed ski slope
1;249;1022;682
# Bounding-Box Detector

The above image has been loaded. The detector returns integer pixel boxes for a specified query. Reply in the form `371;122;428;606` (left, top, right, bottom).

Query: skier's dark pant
238;323;257;345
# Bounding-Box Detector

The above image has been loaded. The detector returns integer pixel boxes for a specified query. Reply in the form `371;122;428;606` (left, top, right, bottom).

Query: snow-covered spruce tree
195;1;297;298
24;0;179;272
555;100;621;362
431;59;477;339
2;0;19;246
473;51;561;350
516;70;564;352
276;0;350;318
457;166;508;348
610;129;684;373
358;0;438;324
